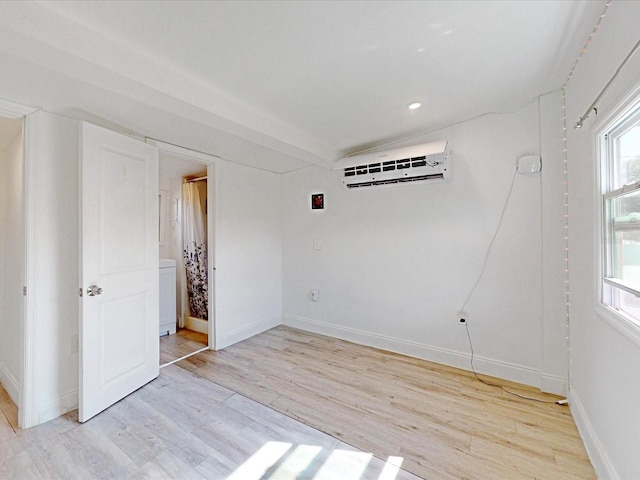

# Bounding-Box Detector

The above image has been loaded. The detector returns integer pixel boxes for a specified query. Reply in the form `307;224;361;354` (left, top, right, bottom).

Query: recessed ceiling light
407;102;422;110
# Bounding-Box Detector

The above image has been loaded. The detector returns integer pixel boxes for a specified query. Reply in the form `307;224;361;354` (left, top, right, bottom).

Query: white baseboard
216;314;282;350
185;316;208;334
284;314;565;392
37;389;78;426
0;362;20;406
541;373;567;396
569;388;617;480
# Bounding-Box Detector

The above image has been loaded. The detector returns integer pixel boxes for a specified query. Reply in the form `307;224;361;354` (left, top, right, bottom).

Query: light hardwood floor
0;366;416;479
1;326;596;479
188;326;596;480
160;328;208;366
0;382;18;437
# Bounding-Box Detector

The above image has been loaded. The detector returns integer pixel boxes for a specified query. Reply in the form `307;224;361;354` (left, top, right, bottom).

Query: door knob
87;285;103;296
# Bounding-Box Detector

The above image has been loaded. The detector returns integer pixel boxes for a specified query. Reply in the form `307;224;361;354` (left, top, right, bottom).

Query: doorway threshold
160;346;209;369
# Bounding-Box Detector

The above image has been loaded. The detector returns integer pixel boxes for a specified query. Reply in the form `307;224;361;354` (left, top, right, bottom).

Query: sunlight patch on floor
313;449;372;479
269;444;323;478
225;440;405;480
379;456;404;480
226;441;292;480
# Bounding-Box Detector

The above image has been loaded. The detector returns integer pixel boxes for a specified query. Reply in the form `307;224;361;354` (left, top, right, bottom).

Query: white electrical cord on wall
460;166;518;313
459;164;560;404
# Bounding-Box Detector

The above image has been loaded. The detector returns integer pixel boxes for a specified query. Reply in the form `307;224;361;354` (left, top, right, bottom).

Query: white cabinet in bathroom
159;258;177;336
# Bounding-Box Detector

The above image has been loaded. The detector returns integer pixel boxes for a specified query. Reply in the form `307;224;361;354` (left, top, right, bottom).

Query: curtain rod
185;175;207;183
575;39;640;129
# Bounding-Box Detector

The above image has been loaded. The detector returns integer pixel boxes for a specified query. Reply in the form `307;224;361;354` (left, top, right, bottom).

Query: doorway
153;140;216;366
0;114;24;430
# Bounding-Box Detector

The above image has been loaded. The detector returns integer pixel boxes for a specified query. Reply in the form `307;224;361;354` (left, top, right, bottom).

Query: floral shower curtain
182;181;208;322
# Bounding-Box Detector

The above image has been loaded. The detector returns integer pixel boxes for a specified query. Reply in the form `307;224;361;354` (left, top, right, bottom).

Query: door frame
147;139;217;350
0;99;39;429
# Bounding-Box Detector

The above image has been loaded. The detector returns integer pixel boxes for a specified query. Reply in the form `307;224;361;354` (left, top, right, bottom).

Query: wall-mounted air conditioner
333;141;450;189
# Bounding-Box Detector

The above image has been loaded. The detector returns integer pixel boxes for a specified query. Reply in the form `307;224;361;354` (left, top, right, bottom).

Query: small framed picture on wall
311;193;324;210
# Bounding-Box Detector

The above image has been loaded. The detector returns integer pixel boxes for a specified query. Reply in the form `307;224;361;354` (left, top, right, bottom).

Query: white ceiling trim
0;97;39;119
0;2;333;165
147;138;220;164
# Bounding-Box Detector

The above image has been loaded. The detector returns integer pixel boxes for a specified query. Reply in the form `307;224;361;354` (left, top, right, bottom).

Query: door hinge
78;288;83;297
23;286;27;296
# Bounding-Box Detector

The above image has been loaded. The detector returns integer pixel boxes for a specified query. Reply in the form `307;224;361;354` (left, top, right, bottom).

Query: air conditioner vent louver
347;173;445;189
334;141;450;189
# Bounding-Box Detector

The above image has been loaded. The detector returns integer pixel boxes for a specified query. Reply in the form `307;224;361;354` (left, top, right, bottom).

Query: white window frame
596;86;640;347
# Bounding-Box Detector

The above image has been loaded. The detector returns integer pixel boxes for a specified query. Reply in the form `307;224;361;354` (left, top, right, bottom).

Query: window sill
596;303;640;349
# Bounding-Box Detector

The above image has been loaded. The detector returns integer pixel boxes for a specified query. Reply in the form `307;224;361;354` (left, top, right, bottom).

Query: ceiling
0;1;605;173
159;153;207;181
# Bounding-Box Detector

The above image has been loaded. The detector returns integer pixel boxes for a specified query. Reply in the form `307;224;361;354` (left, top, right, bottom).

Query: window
601;102;640;324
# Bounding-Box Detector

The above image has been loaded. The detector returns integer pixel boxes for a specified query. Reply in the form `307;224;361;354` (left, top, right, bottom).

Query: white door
79;122;159;422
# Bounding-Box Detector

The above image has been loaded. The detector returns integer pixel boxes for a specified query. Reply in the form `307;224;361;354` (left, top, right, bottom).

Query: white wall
282;101;566;390
540;90;571;395
0;122;24;405
159;167;185;322
0;145;4;392
23;111;79;427
214;160;283;349
563;2;640;478
158;175;175;261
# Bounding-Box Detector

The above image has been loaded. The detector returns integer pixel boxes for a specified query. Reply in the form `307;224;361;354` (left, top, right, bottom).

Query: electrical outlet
456;311;468;326
71;334;79;354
